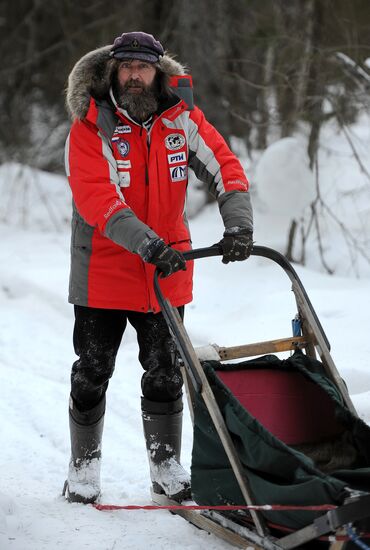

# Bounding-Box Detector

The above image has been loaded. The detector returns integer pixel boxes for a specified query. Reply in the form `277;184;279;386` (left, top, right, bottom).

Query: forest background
1;0;370;272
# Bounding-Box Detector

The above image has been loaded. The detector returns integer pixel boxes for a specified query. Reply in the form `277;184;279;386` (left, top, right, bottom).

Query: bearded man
63;31;253;504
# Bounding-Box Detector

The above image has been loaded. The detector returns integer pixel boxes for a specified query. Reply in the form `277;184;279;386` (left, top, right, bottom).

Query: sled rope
346;525;370;550
93;503;337;512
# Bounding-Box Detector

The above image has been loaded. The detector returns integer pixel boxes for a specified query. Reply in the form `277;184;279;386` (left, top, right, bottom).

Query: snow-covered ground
1;117;370;549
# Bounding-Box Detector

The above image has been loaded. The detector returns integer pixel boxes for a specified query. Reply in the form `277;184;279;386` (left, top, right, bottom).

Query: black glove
219;227;253;264
143;238;186;278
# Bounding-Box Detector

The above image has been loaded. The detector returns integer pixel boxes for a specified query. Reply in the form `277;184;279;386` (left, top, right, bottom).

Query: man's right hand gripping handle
140;238;186;278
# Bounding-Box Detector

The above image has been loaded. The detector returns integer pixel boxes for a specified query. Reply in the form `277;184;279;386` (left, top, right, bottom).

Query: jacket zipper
142;125;152;310
115;101;185;313
145;131;150;186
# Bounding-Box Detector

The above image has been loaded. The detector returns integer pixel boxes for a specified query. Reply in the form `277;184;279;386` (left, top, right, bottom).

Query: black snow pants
71;305;184;412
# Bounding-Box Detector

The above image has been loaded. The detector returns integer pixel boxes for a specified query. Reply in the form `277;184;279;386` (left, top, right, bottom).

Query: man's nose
130;68;141;79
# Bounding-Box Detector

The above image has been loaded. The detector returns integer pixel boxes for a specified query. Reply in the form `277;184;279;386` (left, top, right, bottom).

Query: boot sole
62;480;100;504
152;481;192;503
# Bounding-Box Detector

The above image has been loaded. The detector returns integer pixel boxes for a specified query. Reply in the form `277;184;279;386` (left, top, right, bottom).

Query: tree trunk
256;44;274;150
306;0;325;169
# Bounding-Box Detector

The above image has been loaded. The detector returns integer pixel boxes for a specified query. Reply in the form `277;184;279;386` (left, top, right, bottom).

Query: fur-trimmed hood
66;45;186;120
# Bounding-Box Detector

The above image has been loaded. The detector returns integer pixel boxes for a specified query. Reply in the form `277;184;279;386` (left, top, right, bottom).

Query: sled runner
152;245;370;549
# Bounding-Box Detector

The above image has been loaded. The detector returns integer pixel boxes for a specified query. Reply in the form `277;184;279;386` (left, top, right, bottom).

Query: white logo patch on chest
119;172;131;187
117;139;130;157
168;151;186;164
170;164;188;182
116;125;132;134
117;159;131;169
165;133;186;151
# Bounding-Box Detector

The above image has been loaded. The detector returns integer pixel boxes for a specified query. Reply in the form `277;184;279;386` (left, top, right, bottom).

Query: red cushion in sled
216;369;342;445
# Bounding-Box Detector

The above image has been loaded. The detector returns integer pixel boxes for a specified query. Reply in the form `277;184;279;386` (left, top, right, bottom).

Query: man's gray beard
117;83;158;122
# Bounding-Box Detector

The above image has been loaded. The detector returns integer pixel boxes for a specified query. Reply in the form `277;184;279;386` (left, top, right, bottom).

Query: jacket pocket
72;218;95;249
165;227;191;247
166;232;192;253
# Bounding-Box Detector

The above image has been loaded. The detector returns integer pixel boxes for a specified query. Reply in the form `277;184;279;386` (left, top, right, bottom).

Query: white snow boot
141;396;191;502
63;395;105;504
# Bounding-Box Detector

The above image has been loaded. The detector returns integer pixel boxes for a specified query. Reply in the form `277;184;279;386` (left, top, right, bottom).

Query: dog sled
152;244;370;550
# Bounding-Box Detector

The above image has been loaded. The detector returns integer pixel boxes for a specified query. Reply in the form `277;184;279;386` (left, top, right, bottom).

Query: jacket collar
84;89;186;139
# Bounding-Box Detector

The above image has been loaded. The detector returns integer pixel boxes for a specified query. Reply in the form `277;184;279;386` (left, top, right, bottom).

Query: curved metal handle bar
154;244;330;350
182;243;222;261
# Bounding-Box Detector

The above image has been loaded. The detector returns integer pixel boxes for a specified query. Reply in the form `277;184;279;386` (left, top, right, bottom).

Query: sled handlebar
154;244;330;352
182;244;222;260
153;245;360;416
181;244;307;272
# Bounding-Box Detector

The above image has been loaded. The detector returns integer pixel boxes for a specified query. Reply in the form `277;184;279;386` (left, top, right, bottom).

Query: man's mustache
125;80;145;89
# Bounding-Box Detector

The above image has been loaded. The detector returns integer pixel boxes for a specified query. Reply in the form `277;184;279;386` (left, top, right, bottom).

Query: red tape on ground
93;503;337;512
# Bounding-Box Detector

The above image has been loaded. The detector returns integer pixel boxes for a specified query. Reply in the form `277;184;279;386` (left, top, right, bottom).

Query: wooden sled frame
153;245;369;549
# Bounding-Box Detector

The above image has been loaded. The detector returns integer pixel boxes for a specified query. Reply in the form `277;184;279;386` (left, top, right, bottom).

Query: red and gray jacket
65;46;253;312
